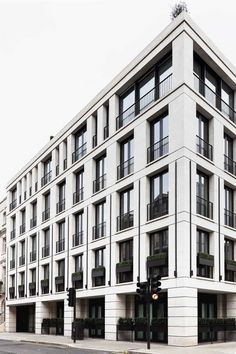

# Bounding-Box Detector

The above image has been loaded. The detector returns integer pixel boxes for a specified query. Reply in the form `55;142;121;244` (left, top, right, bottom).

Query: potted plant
225;259;236;272
135;317;147;330
197;253;214;267
116;260;133;273
147;252;168;267
118;317;134;330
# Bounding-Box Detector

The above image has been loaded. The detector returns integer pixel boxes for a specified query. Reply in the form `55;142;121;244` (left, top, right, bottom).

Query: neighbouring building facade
0;199;6;330
5;13;236;346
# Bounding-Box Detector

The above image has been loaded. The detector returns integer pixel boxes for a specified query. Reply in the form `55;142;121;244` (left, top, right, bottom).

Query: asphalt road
0;340;114;354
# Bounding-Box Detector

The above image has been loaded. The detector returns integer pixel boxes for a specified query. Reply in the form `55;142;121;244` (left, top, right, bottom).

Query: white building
5;13;236;346
0;198;6;330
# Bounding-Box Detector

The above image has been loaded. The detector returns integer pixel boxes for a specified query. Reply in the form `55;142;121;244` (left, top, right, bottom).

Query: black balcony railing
116;74;172;130
73;188;84;204
92;222;106;240
24;191;27;200
10;259;15;269
224;155;236;176
72;231;83;247
56;165;59;176
35;182;38;192
10;230;16;240
104;125;109;139
224;209;236;229
19;224;25;235
18;284;25;297
194;73;236;123
117;211;134;232
56;199;65;214
42;245;50;258
196;136;213;161
92;135;97;148
147;136;169;163
56;239;65;253
93;174;106;193
30;250;37;262
19;195;22;204
147;195;169;221
19;255;25;266
41;171;52;187
117;157;134;180
42;208;50;222
29;186;32;196
196;196;213;219
72;143;87;163
63;158;67;170
30;216;37;229
9;199;17;211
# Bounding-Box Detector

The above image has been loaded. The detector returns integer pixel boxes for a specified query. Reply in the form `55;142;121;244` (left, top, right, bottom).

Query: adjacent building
0;199;6;330
5;13;236;346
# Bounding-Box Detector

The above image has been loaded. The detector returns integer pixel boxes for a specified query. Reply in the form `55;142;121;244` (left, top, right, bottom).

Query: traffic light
136;281;148;300
67;287;76;307
150;275;161;300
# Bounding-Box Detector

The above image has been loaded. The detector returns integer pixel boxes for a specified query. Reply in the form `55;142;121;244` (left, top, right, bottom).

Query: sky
0;0;236;200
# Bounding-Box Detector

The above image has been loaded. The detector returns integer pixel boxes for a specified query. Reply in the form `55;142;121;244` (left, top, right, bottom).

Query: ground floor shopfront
5;289;236;346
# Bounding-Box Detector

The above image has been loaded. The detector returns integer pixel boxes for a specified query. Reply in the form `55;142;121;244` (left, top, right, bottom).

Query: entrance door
89;298;104;338
16;305;35;332
56;301;64;335
198;293;217;342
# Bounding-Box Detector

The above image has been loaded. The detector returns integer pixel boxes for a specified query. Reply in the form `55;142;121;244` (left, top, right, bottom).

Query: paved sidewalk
0;332;236;354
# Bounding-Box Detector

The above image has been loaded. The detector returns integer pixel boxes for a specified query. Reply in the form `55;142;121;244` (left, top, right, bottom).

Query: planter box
226;259;236;272
118;324;134;331
72;272;83;282
41;279;49;287
92;267;105;278
29;282;36;290
147;253;168;267
197;253;214;267
116;260;133;273
55;276;64;285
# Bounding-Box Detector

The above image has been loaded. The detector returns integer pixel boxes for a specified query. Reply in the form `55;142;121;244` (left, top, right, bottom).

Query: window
117;240;133;283
73;254;83;289
224;134;236;175
225;239;235;282
94;155;106;193
10;187;17;210
157;56;172;97
10;246;15;269
196;171;213;219
20;209;25;234
19;241;25;266
224;186;235;228
10;216;16;240
196;113;212;160
9;275;15;299
197;230;213;278
93;202;106;239
95;248;104;268
19;271;25;297
148;171;169;220
42;158;52;186
75;254;83;272
56;259;65;292
29;268;36;296
57;182;66;213
92;114;97;148
93;248;105;287
139;71;155;111
149;229;168;277
118;137;134;179
30;235;37;262
30;201;37;228
119;87;135;127
42;264;50;294
57;221;65;252
148;113;169;162
42;228;50;257
74;169;84;204
73;126;87;162
104;104;109;139
73;212;83;247
42;192;50;221
117;188;134;231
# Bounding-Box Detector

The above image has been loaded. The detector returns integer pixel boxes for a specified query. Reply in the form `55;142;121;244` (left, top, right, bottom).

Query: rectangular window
95;248;104;267
149;229;168;277
148;171;169;220
197;229;213;278
139;71;155;111
73;126;87;162
75;254;83;272
118;137;134;179
196;171;212;219
120;240;133;261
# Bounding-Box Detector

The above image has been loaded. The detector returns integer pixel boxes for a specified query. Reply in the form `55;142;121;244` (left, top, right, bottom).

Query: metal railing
92;135;97;148
196;195;213;219
56;199;65;214
30;250;37;262
30;216;37;228
92;222;106;240
224;155;236;176
117;157;134;180
56;165;59;176
63;158;67;170
72;142;87;163
72;231;83;247
10;259;15;269
147;195;169;220
10;229;16;240
116;74;172;129
104;125;109;139
93;174;106;193
41;171;52;187
9;199;17;211
147;136;169;163
194;73;236;123
42;245;50;258
196;135;213;161
19;255;25;266
42;208;50;222
20;223;25;235
73;188;84;204
117;211;134;231
224;209;236;229
56;239;65;253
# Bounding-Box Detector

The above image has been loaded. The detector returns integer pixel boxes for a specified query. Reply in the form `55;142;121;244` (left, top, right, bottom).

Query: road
0;340;114;354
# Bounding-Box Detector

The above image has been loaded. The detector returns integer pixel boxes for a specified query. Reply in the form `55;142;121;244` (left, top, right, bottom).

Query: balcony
10;259;15;269
73;188;84;204
41;171;52;187
116;74;172;129
55;275;64;292
224;155;236;176
194;73;236;123
117;157;134;180
9;199;17;211
19;223;25;235
92;222;106;240
196;196;213;219
116;260;133;273
19;255;25;266
9;286;15;299
146;252;168;268
63;158;67;170
30;216;37;229
72;231;83;247
196;136;213;161
18;284;25;297
10;230;16;240
72;271;83;289
56;199;65;214
104;125;109;140
147;195;168;221
72;143;87;163
42;208;50;222
30;250;37;262
197;252;214;267
42;245;50;258
41;278;49;292
147;136;169;163
92;135;97;148
29;282;36;296
117;211;134;232
224;209;236;229
56;239;65;253
93;174;106;193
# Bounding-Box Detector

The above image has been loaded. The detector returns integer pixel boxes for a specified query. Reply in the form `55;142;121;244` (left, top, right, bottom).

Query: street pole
73;295;76;343
146;277;151;350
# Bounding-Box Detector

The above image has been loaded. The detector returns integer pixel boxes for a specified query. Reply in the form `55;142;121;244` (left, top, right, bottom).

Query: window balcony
10;230;16;240
41;171;52;187
72;231;83;247
92;222;106;240
146;252;168;268
10;259;15;269
116;260;133;284
147;136;169;163
117;157;134;180
196;196;213;219
19;255;25;266
9;286;15;299
30;216;37;229
92;266;105;287
72;271;83;289
35;182;38;192
42;208;50;222
224;155;236;176
147;195;168;221
63;158;67;170
18;284;25;298
194;73;236;123
72;143;87;163
197;252;214;267
19;223;25;235
117;211;134;232
56;239;65;253
56;199;65;214
30;250;37;262
56;165;59;176
93;174;106;193
104;125;109;140
55;275;64;292
42;245;50;258
224;209;236;229
9;199;17;211
196;135;213;161
29;282;36;296
24;191;27;200
92;135;97;148
41;279;49;294
73;188;84;205
116;74;172;129
225;259;236;272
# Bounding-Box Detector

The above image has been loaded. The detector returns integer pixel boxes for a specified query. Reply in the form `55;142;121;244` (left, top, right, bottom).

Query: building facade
5;13;236;346
0;198;6;330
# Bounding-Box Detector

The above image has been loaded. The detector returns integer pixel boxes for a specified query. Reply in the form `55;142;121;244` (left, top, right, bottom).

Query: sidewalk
0;332;236;354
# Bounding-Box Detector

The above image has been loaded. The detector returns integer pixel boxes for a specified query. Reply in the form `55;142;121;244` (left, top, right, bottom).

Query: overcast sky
1;0;236;199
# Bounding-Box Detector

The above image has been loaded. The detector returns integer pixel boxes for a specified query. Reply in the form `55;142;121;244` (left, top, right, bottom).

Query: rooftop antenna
171;1;188;21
